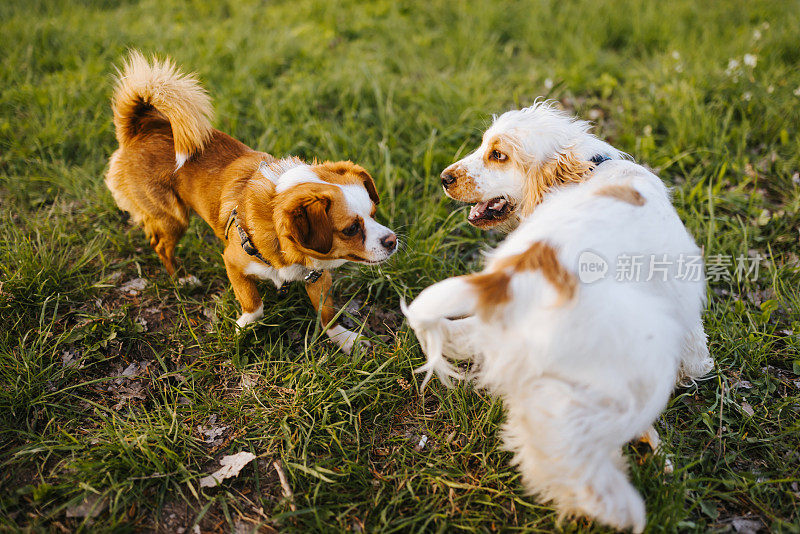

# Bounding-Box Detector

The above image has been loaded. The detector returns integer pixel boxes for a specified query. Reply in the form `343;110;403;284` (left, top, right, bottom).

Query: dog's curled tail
112;50;213;168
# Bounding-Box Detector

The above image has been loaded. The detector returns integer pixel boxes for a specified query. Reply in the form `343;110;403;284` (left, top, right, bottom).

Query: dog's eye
342;221;360;237
491;150;508;162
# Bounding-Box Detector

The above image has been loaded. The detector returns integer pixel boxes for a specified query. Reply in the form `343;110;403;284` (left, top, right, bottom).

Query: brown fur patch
469;241;577;319
440;164;482;203
289;194;334;254
595;184;646;206
483;135;515;167
468;271;513;317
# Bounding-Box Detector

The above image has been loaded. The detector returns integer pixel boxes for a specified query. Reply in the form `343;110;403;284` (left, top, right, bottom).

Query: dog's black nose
380;233;397;251
441;172;457;188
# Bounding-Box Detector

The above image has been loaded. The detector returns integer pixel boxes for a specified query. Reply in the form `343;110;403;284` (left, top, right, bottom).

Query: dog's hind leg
144;215;187;277
107;156;191;278
502;380;647;533
678;324;714;384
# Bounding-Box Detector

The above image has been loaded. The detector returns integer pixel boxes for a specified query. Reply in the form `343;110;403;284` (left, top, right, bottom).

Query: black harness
224;207;323;294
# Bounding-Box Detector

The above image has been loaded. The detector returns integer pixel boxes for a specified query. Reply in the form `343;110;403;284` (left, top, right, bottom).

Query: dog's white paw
235;304;264;329
639;425;673;474
178;275;201;287
580;477;646;534
326;325;370;354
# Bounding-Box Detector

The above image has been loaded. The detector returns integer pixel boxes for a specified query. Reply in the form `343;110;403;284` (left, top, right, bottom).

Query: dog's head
440;101;622;230
272;161;397;266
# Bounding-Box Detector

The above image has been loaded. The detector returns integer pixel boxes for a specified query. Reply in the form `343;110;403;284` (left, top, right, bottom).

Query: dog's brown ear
521;151;593;217
358;169;380;205
289;196;333;254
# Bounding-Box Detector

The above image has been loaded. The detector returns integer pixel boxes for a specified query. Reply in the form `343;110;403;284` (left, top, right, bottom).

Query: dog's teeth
490;199;507;211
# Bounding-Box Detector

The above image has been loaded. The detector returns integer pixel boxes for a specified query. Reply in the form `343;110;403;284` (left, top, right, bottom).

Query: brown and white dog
439;101;629;232
106;52;397;353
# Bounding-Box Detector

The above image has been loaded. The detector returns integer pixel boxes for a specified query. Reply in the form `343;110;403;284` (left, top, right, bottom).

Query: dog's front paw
235;304;264;329
326;325;370;354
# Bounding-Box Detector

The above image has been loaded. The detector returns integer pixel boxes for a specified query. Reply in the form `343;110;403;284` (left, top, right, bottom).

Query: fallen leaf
732;517;762;534
239;374;260;390
62;349;83;370
121;362;140;378
200;451;256;488
178;275;201;287
741;402;755;417
66;494;107;518
119;278;147;296
111;383;146;410
198;424;227;442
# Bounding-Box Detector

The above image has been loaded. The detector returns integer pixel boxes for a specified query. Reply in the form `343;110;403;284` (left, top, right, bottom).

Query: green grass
1;0;799;531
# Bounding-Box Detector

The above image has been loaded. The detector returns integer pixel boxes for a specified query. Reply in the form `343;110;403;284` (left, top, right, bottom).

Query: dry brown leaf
200;451;256;488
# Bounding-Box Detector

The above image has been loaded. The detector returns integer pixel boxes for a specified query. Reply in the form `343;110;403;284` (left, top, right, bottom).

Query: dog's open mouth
467;197;515;227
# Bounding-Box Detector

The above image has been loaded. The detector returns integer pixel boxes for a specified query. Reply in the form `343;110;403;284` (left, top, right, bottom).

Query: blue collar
589;154;611;165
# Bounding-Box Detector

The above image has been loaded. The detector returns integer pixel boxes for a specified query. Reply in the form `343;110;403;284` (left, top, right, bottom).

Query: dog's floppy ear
289;196;333;254
358;169;380;205
521;150;592;217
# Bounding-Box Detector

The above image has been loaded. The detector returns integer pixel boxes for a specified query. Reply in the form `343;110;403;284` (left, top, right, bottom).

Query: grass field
2;0;800;532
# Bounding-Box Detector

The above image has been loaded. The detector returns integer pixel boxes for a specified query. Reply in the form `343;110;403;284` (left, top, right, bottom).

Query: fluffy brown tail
112;50;213;167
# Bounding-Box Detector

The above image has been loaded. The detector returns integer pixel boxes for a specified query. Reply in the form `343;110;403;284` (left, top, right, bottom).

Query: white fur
326;324;370;355
406;105;713;533
273;163;324;193
236;303;264;329
310;258;349;270
243;261;311;288
339;184;395;263
175;152;188;170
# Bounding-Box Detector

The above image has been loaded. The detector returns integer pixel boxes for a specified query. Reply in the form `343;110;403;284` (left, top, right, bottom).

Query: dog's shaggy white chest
243;262;309;288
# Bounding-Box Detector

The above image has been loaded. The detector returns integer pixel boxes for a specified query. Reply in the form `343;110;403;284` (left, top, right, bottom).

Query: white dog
402;102;713;532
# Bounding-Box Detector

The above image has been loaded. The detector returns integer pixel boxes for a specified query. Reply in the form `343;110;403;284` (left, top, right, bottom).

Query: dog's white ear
258;161;279;184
